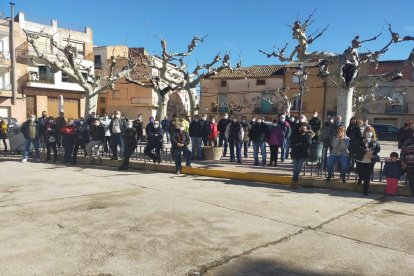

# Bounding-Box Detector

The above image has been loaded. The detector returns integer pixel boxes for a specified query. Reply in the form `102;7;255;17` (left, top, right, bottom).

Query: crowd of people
12;110;414;197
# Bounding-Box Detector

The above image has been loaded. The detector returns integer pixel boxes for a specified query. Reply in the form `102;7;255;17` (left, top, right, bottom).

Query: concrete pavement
0;160;413;275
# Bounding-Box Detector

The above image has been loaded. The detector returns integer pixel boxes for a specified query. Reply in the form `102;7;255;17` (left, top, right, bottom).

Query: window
99;97;106;104
113;90;120;99
221;80;227;87
131;97;139;104
94;55;102;69
38;66;54;83
61;39;85;57
62;72;70;83
218;94;228;112
256;79;266;86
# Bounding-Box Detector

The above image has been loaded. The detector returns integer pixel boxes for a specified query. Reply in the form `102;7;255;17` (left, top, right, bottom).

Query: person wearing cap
171;126;192;175
217;113;231;157
278;114;291;162
144;120;164;164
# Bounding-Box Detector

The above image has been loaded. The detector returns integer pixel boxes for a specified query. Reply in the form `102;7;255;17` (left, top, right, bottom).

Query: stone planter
203;146;222;160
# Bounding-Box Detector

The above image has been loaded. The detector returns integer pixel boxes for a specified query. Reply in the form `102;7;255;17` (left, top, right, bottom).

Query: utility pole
9;2;17;105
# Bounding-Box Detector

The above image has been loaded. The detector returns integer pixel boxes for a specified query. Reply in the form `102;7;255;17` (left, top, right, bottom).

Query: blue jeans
229;140;242;162
23;138;40;159
111;133;124;159
191;136;203;159
327;154;349;177
292;157;306;181
175;146;192;172
163;129;170;143
280;138;288;161
252;141;266;165
218;133;228;155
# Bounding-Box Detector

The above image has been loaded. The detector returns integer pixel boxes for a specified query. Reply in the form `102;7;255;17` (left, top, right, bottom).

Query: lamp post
293;64;308;118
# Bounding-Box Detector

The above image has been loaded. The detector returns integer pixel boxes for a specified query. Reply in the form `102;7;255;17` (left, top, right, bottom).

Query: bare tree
25;31;137;117
126;36;234;118
260;11;414;125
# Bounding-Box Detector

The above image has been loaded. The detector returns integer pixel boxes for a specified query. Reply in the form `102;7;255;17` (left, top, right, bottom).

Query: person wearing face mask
100;114;112;153
329;115;344;143
71;117;90;165
37;111;48;150
132;114;144;143
290;123;312;189
20;114;40;163
144;120;164;164
200;114;211;147
355;126;381;195
60;118;76;163
278;115;291;162
309;111;322;141
346;117;362;171
217;113;231;157
171;126;192;175
267;119;284;166
189;114;204;160
208;117;219;146
249;117;270;166
225;116;244;163
161;115;170;143
86;119;105;164
54;111;66;149
401;138;414;198
44;116;57;162
326;126;350;183
318;118;334;171
109;111;128;160
240;116;251;158
119;121;138;170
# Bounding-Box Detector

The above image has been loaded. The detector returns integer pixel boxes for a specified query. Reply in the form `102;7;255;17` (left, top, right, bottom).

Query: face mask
257;120;262;124
295;120;299;124
79;121;84;125
94;123;99;127
313;114;318;118
366;132;373;138
300;119;305;123
233;119;237;122
115;115;121;119
202;118;206;121
179;128;184;132
290;118;295;122
280;119;285;123
68;122;74;126
49;120;54;123
224;116;228;119
194;118;199;122
154;124;159;128
30;117;35;122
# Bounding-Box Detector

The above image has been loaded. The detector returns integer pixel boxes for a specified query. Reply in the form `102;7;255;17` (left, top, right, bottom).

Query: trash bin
308;141;323;163
8;126;29;154
202;146;222;160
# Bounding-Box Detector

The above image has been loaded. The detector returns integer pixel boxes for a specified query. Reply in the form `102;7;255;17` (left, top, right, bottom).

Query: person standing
109;111;128;160
290;123;312;189
171;126;192;175
346;117;362;171
267;119;284;167
240;116;251;158
44;116;57;162
318;119;334;171
225;116;244;163
132;114;144;143
0;118;8;151
326;126;350;183
278;115;291;162
119;121;138;170
401;139;414;197
71;118;90;165
249;117;269;166
397;120;414;153
54;112;66;149
383;152;402;197
355;126;381;196
60;118;75;163
208;117;219;146
309;111;322;141
161;115;170;143
86;119;105;163
37;111;48;150
144;121;164;164
189;114;203;160
100;115;112;153
217;113;230;157
201;114;211;147
20;114;40;163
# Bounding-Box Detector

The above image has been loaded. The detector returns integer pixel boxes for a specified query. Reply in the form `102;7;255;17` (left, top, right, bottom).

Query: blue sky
2;0;414;68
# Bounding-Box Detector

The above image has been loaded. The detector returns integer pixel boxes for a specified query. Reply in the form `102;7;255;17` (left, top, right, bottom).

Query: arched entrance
168;91;188;118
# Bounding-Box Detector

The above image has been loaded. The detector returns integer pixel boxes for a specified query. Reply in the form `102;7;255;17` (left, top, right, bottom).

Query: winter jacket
171;130;191;147
132;119;144;139
189;120;204;138
208;122;218;140
309;117;322;136
147;127;163;148
278;121;291;139
201;119;211;138
225;122;244;142
318;123;333;148
21;120;39;140
74;124;90;144
267;125;284;146
55;117;67;136
217;118;231;134
397;127;414;149
44;123;57;142
240;121;251;142
161;119;170;131
330;136;350;156
249;122;270;143
61;125;75;144
383;160;402;179
37;116;48;135
290;131;312;159
109;118;128;135
401;141;414;168
346;124;362;149
100;118;112;137
355;138;381;162
89;125;105;142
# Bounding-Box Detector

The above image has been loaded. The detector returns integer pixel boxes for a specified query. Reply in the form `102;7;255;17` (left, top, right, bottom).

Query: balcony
0;52;10;69
385;103;408;114
131;97;158;106
0;84;12;97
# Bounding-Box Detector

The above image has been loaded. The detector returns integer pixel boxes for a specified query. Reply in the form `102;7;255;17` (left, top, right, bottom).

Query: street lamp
293;64;308;118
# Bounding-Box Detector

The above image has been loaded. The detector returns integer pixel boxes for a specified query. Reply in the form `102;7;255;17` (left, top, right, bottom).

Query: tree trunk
84;88;98;118
187;88;198;117
157;93;169;120
337;86;354;128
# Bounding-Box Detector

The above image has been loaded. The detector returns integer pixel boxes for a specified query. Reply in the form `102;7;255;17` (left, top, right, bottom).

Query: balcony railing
385;103;408;114
131;97;158;105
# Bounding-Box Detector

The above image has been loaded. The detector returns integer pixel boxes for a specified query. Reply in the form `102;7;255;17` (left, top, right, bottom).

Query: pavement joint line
0;187;141;209
317;229;414;256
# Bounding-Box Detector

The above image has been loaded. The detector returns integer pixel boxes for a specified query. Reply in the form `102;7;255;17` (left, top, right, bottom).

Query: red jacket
208;122;218;140
61;125;75;136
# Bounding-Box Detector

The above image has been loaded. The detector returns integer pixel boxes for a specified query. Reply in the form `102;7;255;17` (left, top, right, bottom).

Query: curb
36;153;412;197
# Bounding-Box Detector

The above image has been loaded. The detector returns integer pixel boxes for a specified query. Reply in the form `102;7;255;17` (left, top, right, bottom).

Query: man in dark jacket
86;119;105;163
397;120;414;150
290;123;312;189
54;111;66;149
217;113;230;156
249;117;270;166
161;115;170;143
189;114;204;160
309;111;322;141
119;121;138;170
171;126;192;175
278;115;291;162
144;120;164;163
225;116;244;163
37;111;48;150
71;117;90;165
240;116;251;158
201;113;211;146
109;111;128;160
132;114;144;143
21;114;40;162
346;117;362;171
